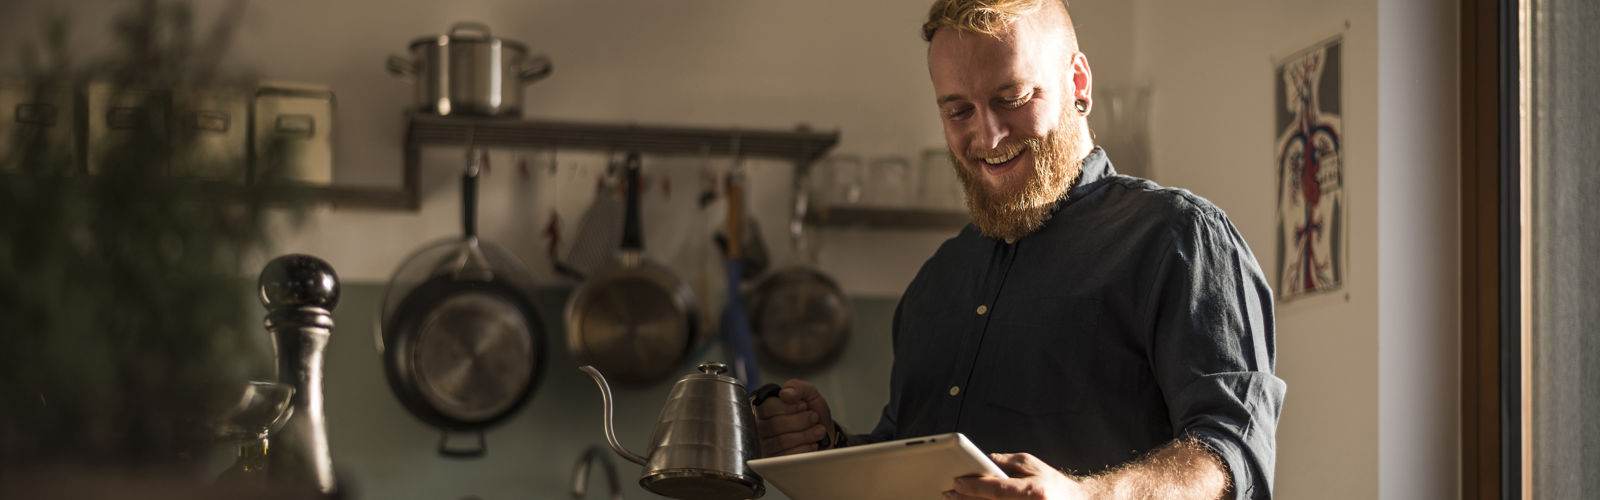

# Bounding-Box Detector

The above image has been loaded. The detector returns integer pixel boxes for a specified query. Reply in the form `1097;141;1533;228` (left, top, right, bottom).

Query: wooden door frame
1460;0;1523;497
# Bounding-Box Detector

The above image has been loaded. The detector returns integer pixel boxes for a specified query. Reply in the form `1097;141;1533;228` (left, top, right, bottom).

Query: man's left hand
943;453;1100;500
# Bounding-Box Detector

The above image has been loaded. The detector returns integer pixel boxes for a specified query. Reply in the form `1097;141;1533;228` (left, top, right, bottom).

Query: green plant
0;0;304;467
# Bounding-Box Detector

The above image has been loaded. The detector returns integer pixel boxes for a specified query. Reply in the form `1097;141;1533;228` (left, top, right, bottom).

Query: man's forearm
1079;438;1229;500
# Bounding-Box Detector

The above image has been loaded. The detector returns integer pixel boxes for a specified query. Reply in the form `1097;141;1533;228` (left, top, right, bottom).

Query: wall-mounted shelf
396;113;842;210
805;206;970;231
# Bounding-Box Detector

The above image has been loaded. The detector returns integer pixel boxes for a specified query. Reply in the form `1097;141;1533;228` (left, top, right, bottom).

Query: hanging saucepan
378;150;546;457
387;22;553;117
565;152;698;386
747;162;850;369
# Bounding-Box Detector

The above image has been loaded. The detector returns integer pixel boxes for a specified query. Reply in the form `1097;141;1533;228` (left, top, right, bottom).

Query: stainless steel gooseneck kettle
580;362;765;500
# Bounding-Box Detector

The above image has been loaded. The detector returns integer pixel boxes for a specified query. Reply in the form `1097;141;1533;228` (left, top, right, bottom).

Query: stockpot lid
407;22;529;53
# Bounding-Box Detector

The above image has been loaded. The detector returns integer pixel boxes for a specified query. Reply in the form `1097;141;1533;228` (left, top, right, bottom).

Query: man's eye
1003;94;1031;109
944;107;973;120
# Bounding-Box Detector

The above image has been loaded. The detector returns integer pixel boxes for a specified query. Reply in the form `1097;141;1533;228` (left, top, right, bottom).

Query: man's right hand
753;379;835;457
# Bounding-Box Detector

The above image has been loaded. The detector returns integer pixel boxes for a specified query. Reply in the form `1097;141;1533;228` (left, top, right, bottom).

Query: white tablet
747;432;1006;500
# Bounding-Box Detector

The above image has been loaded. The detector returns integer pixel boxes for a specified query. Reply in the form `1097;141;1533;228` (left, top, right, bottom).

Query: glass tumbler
867;156;912;207
822;155;864;206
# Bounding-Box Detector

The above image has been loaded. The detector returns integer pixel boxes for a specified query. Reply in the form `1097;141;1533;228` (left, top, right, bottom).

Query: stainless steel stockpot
387;22;553;117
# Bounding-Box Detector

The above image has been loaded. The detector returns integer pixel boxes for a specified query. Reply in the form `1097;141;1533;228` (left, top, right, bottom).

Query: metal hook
570;445;624;500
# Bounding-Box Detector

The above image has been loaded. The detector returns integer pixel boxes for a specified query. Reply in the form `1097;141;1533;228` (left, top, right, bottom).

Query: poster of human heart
1274;36;1345;302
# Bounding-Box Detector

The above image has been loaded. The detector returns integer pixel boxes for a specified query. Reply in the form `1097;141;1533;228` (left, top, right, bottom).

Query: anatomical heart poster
1274;36;1344;302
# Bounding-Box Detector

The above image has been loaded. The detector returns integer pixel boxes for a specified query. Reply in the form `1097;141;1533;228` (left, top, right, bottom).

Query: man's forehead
927;22;1063;92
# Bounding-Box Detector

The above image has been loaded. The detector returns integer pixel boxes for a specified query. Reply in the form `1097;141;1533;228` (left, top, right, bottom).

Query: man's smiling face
928;16;1090;241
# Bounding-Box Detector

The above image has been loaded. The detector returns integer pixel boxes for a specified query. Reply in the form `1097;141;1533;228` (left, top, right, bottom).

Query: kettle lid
686;362;743;386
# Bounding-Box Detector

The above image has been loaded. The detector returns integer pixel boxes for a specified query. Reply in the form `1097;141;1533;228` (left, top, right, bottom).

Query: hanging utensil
721;164;760;388
378;149;547;457
555;158;624;281
565;152;698;385
748;161;851;369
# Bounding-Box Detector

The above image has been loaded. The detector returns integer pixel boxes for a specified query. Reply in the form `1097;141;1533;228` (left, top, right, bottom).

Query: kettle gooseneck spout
579;365;649;466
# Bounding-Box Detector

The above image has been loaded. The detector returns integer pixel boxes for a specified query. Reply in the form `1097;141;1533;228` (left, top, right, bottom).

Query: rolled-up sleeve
1151;210;1287;499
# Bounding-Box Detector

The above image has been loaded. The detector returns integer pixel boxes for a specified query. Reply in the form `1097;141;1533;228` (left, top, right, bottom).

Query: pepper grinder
258;254;340;495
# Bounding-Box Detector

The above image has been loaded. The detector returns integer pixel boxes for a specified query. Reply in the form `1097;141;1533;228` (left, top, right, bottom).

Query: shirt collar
1067;146;1115;201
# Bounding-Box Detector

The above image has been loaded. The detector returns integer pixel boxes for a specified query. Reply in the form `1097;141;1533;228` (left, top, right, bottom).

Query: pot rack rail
369;113;962;230
391;113;841;210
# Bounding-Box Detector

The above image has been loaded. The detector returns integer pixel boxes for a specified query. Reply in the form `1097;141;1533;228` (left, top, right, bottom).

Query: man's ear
1070;52;1093;115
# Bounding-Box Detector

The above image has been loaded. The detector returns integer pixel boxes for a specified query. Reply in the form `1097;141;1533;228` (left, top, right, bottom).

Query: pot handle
518;55;553;84
449;22;493;39
437;429;488;459
386;55;416;79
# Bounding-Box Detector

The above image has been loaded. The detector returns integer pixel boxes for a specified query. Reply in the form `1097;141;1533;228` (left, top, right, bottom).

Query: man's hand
946;440;1229;500
943;453;1099;500
752;379;834;457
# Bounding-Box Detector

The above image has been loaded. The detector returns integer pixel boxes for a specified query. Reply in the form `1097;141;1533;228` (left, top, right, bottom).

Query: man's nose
973;109;1007;151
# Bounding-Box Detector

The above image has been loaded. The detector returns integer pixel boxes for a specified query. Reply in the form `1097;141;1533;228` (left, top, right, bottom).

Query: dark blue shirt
862;148;1285;499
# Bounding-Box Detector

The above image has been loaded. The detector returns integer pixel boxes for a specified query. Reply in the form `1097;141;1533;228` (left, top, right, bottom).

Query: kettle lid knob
698;362;729;375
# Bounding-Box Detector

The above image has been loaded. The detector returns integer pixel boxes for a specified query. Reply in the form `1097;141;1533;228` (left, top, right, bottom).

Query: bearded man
754;0;1285;498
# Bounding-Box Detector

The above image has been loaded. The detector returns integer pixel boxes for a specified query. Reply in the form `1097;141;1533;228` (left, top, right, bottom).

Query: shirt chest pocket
973;296;1131;415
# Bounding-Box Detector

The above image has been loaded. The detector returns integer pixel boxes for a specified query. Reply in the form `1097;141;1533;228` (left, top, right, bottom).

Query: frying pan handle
463;151;481;239
620;152;644;252
726;172;743;260
438;429;488;459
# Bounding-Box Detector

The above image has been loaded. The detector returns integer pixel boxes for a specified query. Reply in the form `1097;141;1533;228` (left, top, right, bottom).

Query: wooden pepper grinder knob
258;254;339;496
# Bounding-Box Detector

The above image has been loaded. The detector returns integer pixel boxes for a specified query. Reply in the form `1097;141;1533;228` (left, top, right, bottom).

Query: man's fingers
754;398;807;419
777;380;819;404
758;424;829;455
754;410;819;438
950;476;1027;499
755;409;819;436
990;452;1048;476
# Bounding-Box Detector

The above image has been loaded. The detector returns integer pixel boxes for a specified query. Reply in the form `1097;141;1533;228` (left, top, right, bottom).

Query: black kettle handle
749;383;782;404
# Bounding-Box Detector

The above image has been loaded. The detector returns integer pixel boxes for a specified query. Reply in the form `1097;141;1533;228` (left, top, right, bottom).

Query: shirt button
949;385;961;396
976;305;988;315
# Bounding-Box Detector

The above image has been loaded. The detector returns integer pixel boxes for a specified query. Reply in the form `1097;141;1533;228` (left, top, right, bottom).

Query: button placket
945;239;1020;430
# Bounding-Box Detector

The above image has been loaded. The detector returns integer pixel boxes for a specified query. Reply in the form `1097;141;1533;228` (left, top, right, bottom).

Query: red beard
951;112;1088;242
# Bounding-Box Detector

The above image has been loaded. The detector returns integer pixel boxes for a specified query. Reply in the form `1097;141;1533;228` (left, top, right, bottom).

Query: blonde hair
921;0;1074;43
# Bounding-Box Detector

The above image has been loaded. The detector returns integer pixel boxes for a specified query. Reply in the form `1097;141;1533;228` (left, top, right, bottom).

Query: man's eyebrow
937;81;1033;105
993;81;1029;95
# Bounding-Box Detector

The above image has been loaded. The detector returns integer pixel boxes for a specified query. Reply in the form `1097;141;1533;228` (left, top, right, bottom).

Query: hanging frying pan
748;162;851;369
565;152;698;386
378;150;546;458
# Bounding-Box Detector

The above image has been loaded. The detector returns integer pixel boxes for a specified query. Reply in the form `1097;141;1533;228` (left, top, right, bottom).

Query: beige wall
1134;1;1382;497
1134;0;1459;498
